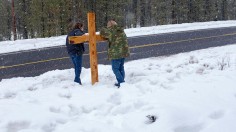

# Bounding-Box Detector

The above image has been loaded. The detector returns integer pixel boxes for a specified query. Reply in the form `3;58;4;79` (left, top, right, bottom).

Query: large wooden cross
69;12;106;85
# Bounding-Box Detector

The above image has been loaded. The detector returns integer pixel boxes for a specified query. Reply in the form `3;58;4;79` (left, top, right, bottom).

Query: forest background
0;0;236;41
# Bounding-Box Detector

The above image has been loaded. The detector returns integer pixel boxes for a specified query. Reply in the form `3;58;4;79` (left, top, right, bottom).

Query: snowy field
1;20;236;54
0;45;236;132
0;21;236;132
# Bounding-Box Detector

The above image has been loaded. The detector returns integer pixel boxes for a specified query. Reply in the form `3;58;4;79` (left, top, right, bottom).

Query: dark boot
114;83;120;88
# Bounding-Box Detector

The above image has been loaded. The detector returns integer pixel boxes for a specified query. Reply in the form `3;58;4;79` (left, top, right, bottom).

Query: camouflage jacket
100;25;130;60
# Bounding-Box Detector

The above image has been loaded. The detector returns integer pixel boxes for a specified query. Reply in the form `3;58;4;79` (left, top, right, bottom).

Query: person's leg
119;58;125;80
71;54;82;84
111;59;125;86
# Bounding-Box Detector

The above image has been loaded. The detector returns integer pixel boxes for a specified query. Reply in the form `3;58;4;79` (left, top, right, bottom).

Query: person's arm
74;29;84;36
100;28;110;39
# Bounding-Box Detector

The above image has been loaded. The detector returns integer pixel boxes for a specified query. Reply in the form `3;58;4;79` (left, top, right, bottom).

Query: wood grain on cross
69;12;106;85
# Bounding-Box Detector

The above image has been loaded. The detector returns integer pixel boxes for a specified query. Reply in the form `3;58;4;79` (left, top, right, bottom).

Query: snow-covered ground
1;20;236;54
0;44;236;132
0;21;236;132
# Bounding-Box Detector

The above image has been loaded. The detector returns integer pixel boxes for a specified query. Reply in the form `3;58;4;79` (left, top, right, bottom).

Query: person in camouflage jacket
100;20;130;88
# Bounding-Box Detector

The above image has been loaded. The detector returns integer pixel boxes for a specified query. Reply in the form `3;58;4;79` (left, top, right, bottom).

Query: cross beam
69;12;106;85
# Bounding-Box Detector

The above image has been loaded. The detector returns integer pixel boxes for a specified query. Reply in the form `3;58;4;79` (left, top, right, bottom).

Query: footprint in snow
208;110;225;120
174;123;204;132
4;92;16;99
7;121;30;132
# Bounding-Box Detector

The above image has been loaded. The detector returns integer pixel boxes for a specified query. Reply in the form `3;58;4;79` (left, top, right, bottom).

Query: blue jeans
111;58;125;84
70;54;83;84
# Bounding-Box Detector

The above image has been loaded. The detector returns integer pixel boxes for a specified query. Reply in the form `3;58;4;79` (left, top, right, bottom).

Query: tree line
0;0;236;41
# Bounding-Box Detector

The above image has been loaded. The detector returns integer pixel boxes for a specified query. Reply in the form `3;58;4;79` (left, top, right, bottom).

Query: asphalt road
1;27;236;80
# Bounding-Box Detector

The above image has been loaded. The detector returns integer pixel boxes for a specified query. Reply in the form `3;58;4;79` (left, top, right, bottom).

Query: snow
1;20;236;54
0;21;236;132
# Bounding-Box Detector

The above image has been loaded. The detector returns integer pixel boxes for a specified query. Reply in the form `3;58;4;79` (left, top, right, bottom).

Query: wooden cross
69;12;106;85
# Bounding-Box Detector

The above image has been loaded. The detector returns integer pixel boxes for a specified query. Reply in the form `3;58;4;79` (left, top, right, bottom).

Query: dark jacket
100;25;130;60
66;29;85;56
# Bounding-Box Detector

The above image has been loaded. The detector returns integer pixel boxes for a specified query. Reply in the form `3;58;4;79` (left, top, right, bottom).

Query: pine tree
0;0;11;40
0;0;235;41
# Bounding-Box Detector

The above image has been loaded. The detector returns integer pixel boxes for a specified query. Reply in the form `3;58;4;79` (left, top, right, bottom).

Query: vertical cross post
88;12;98;85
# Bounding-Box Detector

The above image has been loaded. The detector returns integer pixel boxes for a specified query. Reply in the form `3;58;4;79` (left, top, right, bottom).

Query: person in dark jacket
100;20;130;88
66;22;85;85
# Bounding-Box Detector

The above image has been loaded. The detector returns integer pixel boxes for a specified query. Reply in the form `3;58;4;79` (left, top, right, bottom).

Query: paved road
1;27;236;80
